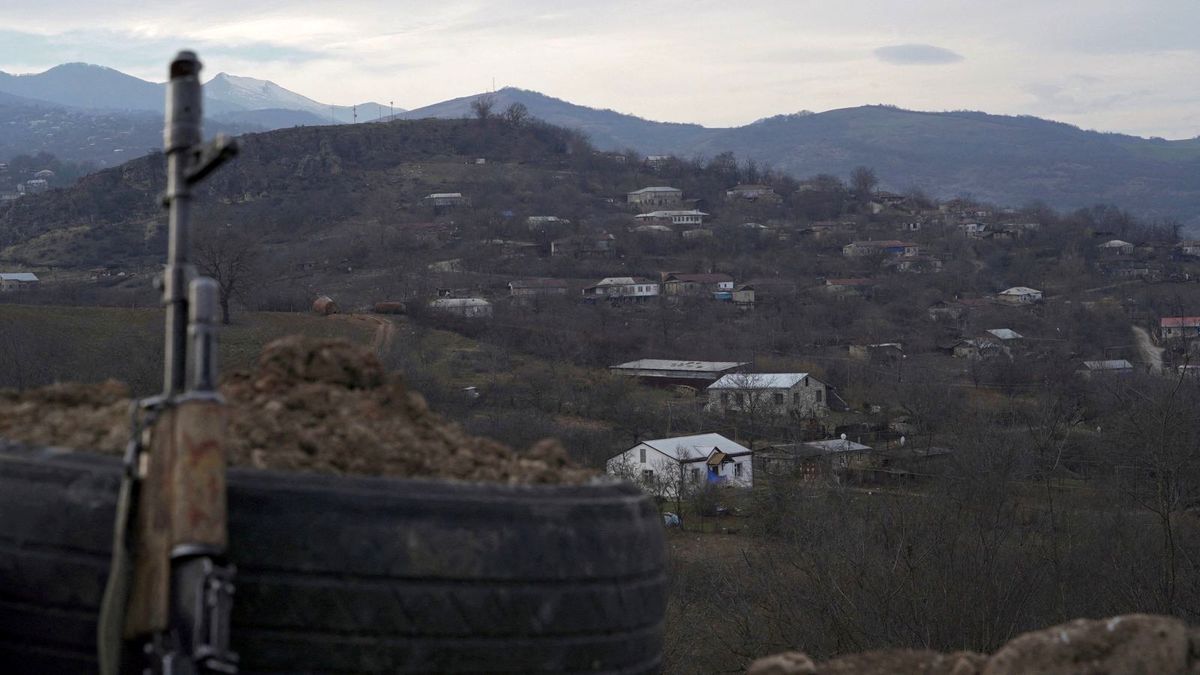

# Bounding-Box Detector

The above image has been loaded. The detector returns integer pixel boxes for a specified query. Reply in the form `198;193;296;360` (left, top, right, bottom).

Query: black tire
0;444;666;674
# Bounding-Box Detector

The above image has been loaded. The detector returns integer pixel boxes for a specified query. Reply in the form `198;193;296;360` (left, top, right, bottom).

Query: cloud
874;44;964;65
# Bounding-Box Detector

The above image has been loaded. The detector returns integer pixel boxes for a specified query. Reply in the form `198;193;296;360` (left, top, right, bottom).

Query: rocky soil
747;614;1200;675
0;335;593;484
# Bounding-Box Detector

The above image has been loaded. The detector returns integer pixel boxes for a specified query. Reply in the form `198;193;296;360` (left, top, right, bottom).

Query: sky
1;0;1198;139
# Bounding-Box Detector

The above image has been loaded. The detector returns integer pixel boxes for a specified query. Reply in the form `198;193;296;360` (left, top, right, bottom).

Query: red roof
1161;317;1200;328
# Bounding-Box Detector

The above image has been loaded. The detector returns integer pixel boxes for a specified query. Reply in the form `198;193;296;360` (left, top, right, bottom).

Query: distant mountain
0;63;165;112
403;87;716;153
0;64;405;164
0;64;395;124
406;89;1200;229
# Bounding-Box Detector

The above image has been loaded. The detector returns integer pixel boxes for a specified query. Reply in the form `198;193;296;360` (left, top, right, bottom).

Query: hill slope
696;106;1200;227
409;90;1200;229
403;87;717;154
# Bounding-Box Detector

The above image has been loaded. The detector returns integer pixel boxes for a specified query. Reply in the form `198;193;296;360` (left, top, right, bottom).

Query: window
774;392;784;404
642;469;654;483
816;390;824;403
690;468;701;483
735;393;744;405
721;393;729;404
793;393;800;405
640;448;646;463
734;462;744;478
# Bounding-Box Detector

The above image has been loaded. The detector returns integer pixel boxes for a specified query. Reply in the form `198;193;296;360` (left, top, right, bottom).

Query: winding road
1132;325;1164;374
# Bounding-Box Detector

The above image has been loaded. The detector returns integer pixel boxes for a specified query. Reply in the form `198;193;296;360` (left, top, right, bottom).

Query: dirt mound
0;336;593;485
746;614;1199;675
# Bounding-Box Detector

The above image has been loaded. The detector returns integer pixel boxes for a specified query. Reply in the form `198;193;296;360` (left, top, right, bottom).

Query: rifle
99;50;240;675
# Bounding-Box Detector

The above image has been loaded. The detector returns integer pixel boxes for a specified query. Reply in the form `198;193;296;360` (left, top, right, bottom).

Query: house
848;343;904;363
754;438;872;484
1160;316;1200;340
430;298;492;318
725;184;779;201
509;278;569;298
644;155;672;169
952;338;1010;360
1177;241;1200;258
627;186;682;208
1078;360;1134;378
706;373;828;418
738;278;797;304
482;239;540;257
610;359;748;388
1099;239;1135;255
606;433;753;496
551;233;615;258
997;286;1043;304
898;221;923;232
581;277;659;301
19;179;49;195
634;210;707;227
423;192;465;207
842;240;919;257
959;222;987;237
986;328;1023;341
0;272;39;291
662;272;734;296
526;215;570;230
927;300;966;321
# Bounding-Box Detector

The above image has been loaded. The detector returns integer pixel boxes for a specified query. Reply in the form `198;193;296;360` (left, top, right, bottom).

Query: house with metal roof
610;359;747;388
1078;359;1135;377
997;286;1043;304
626;186;683;208
634;210;707;227
606;433;753;496
0;272;39;291
707;373;828;418
581;277;659;302
429;297;492;318
755;438;873;484
662;272;734;296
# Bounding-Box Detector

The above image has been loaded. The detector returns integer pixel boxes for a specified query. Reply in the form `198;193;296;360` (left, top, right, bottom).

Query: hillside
405;91;1200;230
403;87;716;154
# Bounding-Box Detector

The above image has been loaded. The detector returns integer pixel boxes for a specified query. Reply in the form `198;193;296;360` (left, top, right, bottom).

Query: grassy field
0;304;376;395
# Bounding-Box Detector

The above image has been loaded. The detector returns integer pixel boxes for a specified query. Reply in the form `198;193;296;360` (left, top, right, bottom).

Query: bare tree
193;223;262;325
470;94;497;122
502;102;529;126
850;165;878;201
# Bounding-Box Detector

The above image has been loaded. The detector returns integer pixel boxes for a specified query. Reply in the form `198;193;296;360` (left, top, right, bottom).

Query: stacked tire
0;445;666;673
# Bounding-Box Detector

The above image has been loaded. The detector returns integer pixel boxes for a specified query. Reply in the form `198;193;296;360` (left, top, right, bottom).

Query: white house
627;186;682;208
430;298;492;318
997;286;1043;304
706;373;828;417
1099;239;1135;255
423;192;465;207
582;277;659;301
606;433;753;496
634;210;707;227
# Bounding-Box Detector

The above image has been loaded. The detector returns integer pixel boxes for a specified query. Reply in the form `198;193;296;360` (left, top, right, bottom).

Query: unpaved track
1132;325;1164;373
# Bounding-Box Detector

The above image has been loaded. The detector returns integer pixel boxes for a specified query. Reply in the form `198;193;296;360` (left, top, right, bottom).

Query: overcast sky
2;1;1197;139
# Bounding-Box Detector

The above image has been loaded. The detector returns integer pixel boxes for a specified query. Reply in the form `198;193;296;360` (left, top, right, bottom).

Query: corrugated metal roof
987;329;1023;340
1083;360;1133;370
611;359;746;373
1161;317;1200;328
628;186;681;194
1000;286;1041;295
0;273;39;282
708;373;811;389
637;433;752;461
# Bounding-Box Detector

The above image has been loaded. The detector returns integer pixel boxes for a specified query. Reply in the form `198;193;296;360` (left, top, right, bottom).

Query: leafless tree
502;102;529;126
850;165;878;201
470;94;497;121
193;223;262;325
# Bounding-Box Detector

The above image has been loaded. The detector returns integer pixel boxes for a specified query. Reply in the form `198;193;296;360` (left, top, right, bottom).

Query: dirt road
1132;325;1164;373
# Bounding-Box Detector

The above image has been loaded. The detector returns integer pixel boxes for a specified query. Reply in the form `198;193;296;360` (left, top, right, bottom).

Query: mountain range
2;63;1198;230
